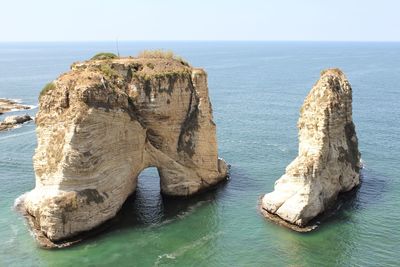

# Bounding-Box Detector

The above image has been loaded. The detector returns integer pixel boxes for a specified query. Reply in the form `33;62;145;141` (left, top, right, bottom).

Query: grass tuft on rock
39;82;56;99
137;49;189;66
91;52;118;60
320;68;344;77
99;64;119;80
146;62;155;69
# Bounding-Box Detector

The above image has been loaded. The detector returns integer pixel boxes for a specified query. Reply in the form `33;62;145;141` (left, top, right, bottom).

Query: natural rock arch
19;54;228;247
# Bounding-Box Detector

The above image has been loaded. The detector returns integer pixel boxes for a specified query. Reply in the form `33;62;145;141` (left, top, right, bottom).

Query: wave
25;104;38;110
1;98;37;110
154;231;222;266
175;200;209;219
13;192;28;212
0;129;35;141
264;142;288;152
148;200;210;229
8;105;37;112
7;98;22;103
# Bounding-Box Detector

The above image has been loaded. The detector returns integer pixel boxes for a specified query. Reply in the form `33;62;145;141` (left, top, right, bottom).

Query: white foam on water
154;231;222;266
8;98;22;103
148;200;210;229
360;158;365;168
176;200;209;219
14;192;28;211
8;105;36;112
26;105;37;110
2;220;21;247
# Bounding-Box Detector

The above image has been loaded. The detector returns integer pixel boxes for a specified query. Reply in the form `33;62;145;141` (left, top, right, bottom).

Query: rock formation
0;98;31;115
18;53;228;247
261;68;361;230
0;114;33;131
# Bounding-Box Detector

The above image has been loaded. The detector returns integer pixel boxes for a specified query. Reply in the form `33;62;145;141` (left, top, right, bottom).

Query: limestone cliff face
19;55;228;246
261;69;361;229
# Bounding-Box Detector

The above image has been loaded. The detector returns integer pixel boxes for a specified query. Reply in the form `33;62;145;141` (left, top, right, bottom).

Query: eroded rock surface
18;55;228;247
261;68;361;230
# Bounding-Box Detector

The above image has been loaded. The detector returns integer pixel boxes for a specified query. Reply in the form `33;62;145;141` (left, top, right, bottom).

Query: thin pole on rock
116;37;120;57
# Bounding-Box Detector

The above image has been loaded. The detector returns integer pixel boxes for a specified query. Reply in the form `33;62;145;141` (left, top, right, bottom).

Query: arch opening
103;166;229;232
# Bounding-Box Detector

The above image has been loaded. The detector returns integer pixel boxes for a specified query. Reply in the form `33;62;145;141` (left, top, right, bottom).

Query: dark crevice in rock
143;79;152;100
344;122;360;172
126;68;133;82
82;85;115;111
146;129;163;149
61;91;70;108
126;64;143;84
82;151;92;157
77;189;104;205
126;97;147;128
177;78;199;158
157;77;175;96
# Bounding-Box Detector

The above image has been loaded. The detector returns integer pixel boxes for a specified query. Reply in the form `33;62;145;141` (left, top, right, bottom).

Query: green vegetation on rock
134;69;191;82
146;62;155;69
91;52;118;60
138;49;175;59
320;68;343;77
39;82;56;99
99;64;119;79
138;49;190;66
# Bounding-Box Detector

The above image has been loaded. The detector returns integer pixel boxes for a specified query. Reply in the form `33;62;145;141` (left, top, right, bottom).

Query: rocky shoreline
258;196;317;232
0;114;33;131
258;180;361;232
0;98;33;131
15;199;110;248
0;98;31;115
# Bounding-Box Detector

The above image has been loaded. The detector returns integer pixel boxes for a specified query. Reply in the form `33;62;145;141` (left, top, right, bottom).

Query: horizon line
0;40;400;43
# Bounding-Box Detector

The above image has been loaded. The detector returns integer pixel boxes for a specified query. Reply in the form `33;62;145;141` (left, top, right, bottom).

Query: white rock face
18;56;228;246
261;69;361;229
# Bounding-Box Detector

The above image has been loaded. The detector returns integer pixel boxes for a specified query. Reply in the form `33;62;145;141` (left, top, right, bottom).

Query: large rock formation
18;53;228;247
261;68;361;230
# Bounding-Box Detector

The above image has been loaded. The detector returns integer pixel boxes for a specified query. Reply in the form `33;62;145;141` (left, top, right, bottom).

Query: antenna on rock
116;37;120;57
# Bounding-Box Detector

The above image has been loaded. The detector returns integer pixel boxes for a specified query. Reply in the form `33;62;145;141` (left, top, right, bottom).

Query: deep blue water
0;42;399;266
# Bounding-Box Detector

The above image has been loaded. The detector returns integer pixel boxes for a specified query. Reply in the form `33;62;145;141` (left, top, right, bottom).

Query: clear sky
1;0;399;42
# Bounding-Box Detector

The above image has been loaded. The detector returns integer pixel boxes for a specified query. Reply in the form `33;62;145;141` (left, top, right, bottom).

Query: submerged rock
261;68;361;230
0;114;32;131
18;53;228;247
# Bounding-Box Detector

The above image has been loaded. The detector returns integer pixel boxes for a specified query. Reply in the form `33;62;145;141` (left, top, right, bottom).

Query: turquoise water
0;42;399;266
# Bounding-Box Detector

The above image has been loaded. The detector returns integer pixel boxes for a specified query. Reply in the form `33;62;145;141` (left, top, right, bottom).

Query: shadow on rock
309;167;390;228
55;173;229;249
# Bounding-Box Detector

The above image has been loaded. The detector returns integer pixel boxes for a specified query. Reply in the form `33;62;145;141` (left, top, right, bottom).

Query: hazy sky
1;0;399;42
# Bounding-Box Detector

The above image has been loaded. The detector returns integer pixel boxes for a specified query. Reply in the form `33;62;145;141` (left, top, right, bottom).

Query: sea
0;41;399;266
